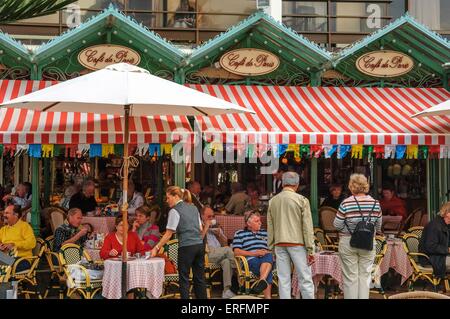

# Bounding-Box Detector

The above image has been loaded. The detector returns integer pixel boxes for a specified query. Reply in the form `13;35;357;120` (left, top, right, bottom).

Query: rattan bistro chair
160;239;181;298
314;228;338;251
402;234;442;291
406;226;424;239
318;207;338;242
0;239;46;299
59;243;102;299
234;255;278;297
389;291;450;299
204;245;223;299
43;235;66;299
370;236;388;299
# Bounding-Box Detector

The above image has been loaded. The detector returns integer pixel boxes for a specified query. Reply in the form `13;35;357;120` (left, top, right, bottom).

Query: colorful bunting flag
395;145;406;159
42;144;54;158
114;144;124;157
419;146;428;159
310;145;323;158
300;145;310;158
102;144;115;157
440;145;450;159
278;144;288;156
406;145;418;159
286;144;300;158
161;144;173;156
17;145;29;156
89;144;102;158
148;144;160;157
28;144;41;158
337;145;351;159
323;145;337;158
351;145;363;159
384;145;396;159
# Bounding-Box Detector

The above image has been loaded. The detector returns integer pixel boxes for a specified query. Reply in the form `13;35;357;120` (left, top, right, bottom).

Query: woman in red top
100;215;146;260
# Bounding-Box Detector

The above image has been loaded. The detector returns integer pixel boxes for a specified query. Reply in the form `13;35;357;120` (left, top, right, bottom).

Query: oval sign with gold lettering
219;48;280;76
78;44;141;70
356;50;414;78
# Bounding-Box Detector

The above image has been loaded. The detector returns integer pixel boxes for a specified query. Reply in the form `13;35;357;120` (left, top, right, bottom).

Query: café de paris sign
219;48;280;76
78;44;141;70
356;50;414;78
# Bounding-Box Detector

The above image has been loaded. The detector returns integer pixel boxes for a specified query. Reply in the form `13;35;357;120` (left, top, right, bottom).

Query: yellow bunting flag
406;145;418;159
101;144;115;157
42;144;54;158
287;144;300;158
161;143;173;155
210;141;223;152
351;145;363;159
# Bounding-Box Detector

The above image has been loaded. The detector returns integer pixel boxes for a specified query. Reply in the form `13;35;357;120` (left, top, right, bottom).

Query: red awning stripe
0;80;192;144
190;85;450;146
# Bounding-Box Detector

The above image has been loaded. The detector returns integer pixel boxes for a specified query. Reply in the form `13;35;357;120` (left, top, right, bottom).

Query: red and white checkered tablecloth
85;248;101;262
102;258;165;299
292;252;343;297
215;215;267;240
82;217;116;234
380;238;413;285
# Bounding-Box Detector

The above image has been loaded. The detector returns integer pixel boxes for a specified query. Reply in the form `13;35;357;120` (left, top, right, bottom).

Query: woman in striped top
333;174;382;299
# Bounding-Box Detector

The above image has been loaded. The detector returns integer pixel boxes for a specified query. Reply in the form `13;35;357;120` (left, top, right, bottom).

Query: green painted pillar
30;65;41;235
427;158;440;220
372;158;380;199
31;157;40;236
43;158;51;207
310;157;319;226
173;69;186;188
174;150;186;188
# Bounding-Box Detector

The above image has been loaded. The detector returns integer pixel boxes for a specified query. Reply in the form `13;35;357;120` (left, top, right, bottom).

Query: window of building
282;0;408;48
409;0;450;31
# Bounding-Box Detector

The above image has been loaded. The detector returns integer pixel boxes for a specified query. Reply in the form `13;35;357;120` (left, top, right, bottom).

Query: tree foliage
0;0;77;23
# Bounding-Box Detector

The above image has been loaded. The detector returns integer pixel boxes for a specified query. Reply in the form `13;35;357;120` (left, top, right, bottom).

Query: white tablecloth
102;257;165;299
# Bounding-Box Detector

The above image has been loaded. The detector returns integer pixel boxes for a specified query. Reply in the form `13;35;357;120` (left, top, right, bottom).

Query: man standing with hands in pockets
267;171;316;299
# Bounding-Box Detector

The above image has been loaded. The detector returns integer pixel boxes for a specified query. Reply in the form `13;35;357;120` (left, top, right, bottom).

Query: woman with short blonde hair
333;174;382;299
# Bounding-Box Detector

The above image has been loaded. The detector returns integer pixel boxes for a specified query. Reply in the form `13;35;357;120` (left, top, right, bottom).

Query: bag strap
353;196;377;221
344;197;377;234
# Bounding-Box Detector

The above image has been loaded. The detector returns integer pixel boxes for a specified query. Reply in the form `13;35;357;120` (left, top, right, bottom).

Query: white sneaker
222;289;236;299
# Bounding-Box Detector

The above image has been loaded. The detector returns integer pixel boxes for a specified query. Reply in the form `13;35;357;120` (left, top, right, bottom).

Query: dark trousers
178;244;207;299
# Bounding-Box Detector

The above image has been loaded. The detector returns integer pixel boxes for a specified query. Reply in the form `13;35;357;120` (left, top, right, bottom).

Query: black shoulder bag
345;196;377;251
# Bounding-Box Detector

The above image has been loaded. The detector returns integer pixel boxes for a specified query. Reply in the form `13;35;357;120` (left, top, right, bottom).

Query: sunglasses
244;211;260;223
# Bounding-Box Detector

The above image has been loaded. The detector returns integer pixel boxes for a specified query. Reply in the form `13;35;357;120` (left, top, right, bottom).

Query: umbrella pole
121;104;130;299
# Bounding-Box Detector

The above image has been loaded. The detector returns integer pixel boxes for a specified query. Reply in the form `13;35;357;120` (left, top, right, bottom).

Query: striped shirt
232;229;268;261
333;195;382;235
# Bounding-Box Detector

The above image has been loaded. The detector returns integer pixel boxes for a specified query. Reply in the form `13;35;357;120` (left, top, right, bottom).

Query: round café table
292;252;343;298
102;257;165;299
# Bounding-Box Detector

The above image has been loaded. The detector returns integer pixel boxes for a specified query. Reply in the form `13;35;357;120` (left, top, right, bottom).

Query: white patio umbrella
412;99;450;117
1;62;253;298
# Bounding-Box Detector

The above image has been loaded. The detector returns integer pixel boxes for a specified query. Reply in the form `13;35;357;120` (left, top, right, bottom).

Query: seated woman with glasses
100;215;146;260
232;210;273;299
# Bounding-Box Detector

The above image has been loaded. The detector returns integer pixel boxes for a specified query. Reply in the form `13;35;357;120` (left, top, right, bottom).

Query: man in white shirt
118;181;144;216
201;206;236;299
272;169;285;195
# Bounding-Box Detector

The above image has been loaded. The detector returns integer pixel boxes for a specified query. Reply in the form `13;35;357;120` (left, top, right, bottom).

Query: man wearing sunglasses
232;210;273;298
267;171;315;299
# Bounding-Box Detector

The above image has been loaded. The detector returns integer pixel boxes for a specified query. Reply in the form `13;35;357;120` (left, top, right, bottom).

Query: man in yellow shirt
0;205;36;272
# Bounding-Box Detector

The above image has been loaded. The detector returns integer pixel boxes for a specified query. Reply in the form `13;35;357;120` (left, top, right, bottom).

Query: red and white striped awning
190;85;450;145
0;80;192;144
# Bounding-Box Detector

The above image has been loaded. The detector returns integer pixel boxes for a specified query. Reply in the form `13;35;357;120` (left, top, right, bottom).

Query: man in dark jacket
419;201;450;279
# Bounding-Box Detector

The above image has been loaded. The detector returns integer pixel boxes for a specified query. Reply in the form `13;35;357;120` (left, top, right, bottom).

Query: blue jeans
247;253;273;284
